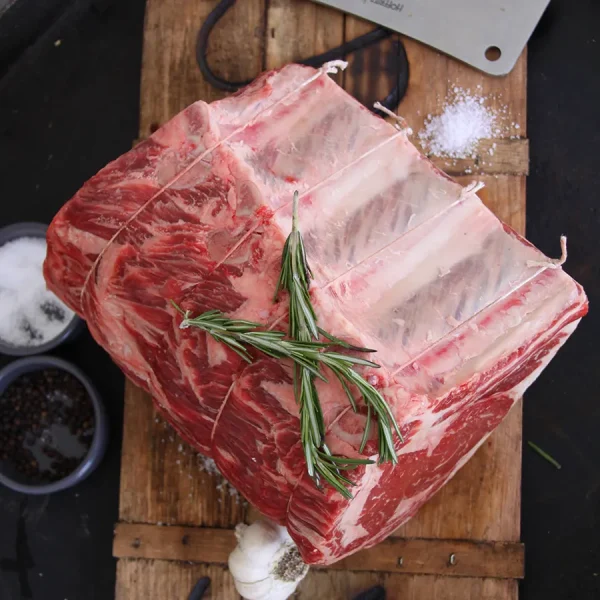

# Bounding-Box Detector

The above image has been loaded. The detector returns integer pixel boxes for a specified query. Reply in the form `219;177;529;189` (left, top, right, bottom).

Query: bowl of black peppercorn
0;356;108;494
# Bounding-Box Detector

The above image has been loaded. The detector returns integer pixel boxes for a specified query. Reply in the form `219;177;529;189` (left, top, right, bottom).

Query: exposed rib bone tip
461;181;485;198
527;235;568;270
373;102;411;133
323;60;348;74
557;235;568;265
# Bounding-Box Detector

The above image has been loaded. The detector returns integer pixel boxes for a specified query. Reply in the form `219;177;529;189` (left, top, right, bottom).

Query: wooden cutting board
114;1;529;598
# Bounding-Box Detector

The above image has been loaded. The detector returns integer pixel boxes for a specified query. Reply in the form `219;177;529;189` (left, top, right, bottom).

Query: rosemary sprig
274;191;371;496
274;191;402;489
172;192;403;498
171;305;327;379
172;305;380;378
274;191;318;340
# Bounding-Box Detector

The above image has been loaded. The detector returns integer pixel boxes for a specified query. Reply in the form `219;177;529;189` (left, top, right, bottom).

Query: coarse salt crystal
0;237;74;347
198;453;241;500
418;88;495;159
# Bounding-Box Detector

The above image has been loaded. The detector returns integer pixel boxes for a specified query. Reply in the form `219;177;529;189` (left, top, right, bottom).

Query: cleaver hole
485;46;502;62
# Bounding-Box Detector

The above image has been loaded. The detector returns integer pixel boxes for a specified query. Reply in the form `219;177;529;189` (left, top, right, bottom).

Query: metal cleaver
312;0;550;75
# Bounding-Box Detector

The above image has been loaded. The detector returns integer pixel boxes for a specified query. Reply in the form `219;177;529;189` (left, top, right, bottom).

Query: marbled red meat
43;62;587;565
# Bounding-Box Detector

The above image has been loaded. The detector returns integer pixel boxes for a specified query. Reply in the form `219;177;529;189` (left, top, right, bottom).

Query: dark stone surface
0;0;598;598
0;1;144;599
521;1;600;598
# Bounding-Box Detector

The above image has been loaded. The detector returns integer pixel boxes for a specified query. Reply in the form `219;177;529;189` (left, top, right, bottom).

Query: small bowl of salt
0;223;83;356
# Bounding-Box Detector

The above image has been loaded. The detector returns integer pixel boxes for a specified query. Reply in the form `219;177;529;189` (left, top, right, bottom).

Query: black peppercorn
0;369;95;483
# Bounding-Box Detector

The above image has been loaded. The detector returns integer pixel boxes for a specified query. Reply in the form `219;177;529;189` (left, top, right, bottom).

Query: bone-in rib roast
44;62;588;565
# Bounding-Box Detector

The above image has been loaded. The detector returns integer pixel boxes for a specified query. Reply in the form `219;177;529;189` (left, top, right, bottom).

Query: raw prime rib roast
44;62;587;565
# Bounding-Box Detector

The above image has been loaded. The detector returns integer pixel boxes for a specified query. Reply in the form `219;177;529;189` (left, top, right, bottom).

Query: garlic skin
229;520;309;600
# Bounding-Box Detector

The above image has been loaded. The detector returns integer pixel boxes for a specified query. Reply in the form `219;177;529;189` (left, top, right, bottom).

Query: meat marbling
43;62;587;565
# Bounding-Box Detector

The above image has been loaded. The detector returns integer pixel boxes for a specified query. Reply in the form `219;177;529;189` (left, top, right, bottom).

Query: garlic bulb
228;519;309;600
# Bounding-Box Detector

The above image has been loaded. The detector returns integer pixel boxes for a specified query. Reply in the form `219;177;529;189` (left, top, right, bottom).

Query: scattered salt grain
198;453;243;503
0;237;74;347
198;455;220;476
418;88;495;159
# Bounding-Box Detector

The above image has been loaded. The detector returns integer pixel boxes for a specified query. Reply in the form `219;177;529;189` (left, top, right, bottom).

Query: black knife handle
188;576;211;600
352;585;386;600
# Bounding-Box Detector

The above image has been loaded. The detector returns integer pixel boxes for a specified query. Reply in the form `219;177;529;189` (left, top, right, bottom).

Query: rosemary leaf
528;441;562;470
360;404;372;453
316;451;373;467
317;327;376;353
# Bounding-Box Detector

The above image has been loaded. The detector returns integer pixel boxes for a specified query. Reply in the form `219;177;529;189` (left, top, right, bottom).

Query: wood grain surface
116;559;516;600
114;523;525;580
117;0;528;598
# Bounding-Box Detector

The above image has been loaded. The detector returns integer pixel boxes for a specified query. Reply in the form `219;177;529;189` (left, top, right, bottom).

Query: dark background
0;0;598;598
